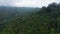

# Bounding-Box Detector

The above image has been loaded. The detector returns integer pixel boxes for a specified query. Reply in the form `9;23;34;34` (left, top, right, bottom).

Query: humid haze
0;0;59;7
0;0;60;34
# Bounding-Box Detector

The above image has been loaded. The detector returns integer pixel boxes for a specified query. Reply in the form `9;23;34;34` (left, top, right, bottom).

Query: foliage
0;3;60;34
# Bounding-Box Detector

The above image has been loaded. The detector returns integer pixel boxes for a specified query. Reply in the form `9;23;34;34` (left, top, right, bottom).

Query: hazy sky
0;0;59;7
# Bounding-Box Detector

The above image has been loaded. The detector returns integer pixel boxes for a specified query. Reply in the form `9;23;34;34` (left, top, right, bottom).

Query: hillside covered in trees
0;3;60;34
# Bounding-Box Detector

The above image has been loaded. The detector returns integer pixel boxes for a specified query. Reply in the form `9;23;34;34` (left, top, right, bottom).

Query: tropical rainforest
0;3;60;34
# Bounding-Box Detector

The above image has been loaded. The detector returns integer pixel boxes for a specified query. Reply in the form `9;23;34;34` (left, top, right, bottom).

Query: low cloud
0;0;59;7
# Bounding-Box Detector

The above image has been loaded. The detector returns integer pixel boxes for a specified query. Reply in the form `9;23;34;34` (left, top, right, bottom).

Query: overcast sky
0;0;59;7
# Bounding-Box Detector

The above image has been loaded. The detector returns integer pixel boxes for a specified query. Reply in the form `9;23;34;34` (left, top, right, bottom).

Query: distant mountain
0;6;40;18
0;6;40;12
0;6;40;24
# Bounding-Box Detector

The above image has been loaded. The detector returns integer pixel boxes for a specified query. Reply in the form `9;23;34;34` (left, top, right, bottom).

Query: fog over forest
0;0;59;7
0;0;60;34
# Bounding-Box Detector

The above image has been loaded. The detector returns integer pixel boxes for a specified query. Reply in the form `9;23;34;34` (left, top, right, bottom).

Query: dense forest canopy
0;3;60;34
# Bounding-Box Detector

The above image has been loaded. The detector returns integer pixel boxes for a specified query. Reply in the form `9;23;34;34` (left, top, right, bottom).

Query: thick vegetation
0;3;60;34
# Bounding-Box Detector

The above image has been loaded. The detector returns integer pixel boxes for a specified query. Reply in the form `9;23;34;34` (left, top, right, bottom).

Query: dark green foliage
0;3;60;34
